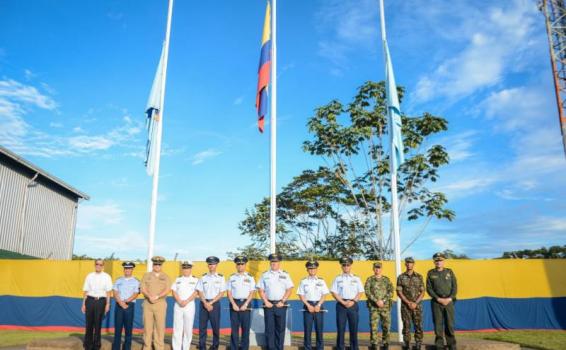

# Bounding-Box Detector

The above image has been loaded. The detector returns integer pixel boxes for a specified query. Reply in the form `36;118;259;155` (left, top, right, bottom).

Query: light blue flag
384;41;404;168
145;45;165;176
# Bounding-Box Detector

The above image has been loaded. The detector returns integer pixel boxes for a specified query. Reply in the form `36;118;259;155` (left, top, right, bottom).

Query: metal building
0;146;89;260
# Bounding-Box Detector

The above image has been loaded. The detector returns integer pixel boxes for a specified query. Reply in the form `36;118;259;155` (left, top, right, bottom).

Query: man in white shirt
81;259;113;350
297;260;329;350
196;256;226;350
257;253;294;350
226;255;256;350
330;257;364;350
171;260;199;350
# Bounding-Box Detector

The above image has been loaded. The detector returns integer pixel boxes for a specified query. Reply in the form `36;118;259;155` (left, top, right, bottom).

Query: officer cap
234;255;248;264
181;260;193;268
206;256;220;265
405;257;415;263
151;256;165;264
373;261;383;268
339;256;353;265
305;260;319;269
122;261;135;269
268;253;283;262
433;252;446;261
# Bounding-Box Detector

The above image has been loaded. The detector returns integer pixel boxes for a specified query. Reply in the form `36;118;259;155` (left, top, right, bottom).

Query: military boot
414;342;422;349
402;342;410;350
381;343;389;350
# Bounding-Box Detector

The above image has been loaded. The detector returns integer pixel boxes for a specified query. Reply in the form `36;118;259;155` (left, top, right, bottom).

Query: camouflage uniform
364;275;393;346
396;271;425;345
426;259;458;350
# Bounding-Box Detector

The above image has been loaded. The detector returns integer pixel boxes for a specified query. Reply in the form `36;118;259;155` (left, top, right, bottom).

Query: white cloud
412;0;540;103
0;79;57;110
482;86;552;131
316;0;378;71
0;77;145;158
191;148;222;165
431;237;461;252
77;203;123;230
436;130;478;162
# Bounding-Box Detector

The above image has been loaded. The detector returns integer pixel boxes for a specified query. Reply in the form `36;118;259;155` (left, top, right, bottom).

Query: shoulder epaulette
282;270;288;273
231;272;237;276
202;273;207;276
218;273;224;277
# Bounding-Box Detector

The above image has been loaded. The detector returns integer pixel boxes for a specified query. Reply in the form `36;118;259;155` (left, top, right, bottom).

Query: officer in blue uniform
297;260;329;350
227;255;256;350
112;261;140;350
196;256;226;350
257;253;294;350
330;257;364;350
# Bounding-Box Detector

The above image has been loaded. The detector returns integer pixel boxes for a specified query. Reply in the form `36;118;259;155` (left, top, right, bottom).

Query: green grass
1;329;565;349
0;330;77;347
459;330;566;350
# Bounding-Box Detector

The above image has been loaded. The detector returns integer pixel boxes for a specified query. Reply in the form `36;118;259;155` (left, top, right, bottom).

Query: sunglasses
95;263;104;266
236;263;245;266
153;263;162;266
341;264;351;267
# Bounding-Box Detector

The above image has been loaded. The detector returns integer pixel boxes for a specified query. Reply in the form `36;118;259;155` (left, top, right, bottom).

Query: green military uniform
364;262;394;347
426;253;458;350
397;265;425;346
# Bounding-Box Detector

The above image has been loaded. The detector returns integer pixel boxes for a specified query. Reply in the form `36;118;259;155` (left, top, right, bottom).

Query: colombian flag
255;1;271;133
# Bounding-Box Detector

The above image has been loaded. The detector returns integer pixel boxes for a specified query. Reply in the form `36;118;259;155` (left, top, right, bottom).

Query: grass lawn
0;330;78;347
459;330;566;350
1;330;565;349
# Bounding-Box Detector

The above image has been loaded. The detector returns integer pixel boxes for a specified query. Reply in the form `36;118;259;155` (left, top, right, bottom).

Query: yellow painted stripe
1;259;564;299
261;1;271;45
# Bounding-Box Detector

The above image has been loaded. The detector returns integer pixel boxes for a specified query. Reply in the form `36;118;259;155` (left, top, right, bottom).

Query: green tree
232;81;455;260
501;246;566;259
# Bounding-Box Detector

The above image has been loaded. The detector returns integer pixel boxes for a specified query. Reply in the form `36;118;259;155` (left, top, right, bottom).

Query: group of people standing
81;252;457;350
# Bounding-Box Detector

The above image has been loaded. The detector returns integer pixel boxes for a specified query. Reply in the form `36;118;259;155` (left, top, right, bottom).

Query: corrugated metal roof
0;145;90;200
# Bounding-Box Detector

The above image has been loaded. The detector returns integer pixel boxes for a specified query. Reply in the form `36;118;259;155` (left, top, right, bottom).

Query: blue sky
1;0;564;261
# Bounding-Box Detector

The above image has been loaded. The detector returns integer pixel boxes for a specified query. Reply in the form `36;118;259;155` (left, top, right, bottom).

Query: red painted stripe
256;62;271;108
0;325;234;335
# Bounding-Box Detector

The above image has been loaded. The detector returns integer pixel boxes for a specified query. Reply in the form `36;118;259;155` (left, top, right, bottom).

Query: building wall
0;156;78;260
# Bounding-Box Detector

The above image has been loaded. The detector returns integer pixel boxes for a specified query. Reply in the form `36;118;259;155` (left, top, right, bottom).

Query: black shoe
369;344;378;350
381;344;389;350
414;343;422;349
402;342;410;350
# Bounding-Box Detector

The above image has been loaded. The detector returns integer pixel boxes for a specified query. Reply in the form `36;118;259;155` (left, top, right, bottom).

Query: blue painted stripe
1;296;565;331
258;40;271;71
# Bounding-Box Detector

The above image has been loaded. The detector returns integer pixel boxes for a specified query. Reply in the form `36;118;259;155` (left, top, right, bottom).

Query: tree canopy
229;81;455;260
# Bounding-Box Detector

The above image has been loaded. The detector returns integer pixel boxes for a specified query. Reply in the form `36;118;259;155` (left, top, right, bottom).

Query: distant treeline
68;246;566;261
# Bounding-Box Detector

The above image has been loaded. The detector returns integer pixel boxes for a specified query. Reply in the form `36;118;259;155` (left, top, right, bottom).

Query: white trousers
172;301;196;350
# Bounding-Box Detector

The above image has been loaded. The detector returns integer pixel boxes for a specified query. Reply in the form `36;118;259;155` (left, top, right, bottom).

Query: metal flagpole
378;0;403;340
269;0;277;254
147;0;174;272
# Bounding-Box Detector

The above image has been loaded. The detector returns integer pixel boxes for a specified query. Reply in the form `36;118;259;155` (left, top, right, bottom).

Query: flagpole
379;0;403;341
147;0;174;272
269;0;277;254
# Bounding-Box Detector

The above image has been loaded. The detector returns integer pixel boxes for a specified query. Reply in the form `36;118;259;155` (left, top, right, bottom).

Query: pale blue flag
384;42;404;168
145;45;165;176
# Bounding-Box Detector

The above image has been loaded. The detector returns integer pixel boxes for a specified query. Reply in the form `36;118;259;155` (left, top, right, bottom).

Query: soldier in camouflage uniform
364;261;393;350
426;252;458;350
396;257;425;350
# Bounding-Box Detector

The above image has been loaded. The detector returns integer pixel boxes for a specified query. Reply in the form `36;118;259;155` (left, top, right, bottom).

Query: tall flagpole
147;0;174;272
379;0;403;340
269;0;277;254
